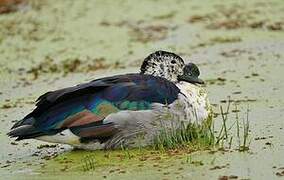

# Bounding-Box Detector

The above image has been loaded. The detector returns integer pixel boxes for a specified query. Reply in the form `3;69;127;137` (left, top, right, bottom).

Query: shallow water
0;0;284;179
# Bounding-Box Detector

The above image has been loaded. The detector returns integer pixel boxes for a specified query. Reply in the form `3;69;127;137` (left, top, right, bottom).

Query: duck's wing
8;74;180;141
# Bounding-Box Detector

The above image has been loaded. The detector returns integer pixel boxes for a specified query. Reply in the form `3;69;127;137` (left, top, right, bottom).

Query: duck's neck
176;81;201;96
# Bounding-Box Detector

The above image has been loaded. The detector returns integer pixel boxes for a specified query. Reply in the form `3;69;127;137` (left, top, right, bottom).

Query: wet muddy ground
0;0;284;179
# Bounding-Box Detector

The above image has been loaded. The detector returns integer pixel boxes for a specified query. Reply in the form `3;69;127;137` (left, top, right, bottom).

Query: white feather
35;129;80;145
175;82;211;124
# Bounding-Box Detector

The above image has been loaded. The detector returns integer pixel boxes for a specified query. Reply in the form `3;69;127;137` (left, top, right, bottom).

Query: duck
8;51;211;150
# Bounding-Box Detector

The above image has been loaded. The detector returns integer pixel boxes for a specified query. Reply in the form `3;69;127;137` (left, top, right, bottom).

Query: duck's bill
178;75;205;84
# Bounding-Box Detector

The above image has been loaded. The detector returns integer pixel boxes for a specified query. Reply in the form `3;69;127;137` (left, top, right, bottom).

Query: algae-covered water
0;0;284;179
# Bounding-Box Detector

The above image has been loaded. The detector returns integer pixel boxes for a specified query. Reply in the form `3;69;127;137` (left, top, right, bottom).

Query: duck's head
140;50;185;82
178;63;204;84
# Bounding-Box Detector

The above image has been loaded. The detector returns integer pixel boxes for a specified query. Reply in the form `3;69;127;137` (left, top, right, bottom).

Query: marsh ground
0;0;284;179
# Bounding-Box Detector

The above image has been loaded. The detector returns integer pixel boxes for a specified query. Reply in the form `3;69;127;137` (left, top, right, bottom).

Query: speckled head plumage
140;50;185;82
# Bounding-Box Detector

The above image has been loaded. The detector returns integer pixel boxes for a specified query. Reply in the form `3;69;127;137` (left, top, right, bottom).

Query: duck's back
8;74;180;145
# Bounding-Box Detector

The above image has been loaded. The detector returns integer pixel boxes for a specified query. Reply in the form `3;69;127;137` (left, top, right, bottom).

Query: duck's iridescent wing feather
8;74;180;140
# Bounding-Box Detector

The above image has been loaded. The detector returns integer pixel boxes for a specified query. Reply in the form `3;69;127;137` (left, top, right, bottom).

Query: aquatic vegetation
153;117;214;150
2;0;281;178
27;56;114;79
81;154;96;171
236;105;251;152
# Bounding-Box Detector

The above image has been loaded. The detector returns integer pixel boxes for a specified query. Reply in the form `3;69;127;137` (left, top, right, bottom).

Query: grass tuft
153;115;214;150
153;99;251;152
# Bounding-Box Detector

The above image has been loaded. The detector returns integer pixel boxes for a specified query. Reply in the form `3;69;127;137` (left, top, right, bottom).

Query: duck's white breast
175;82;212;124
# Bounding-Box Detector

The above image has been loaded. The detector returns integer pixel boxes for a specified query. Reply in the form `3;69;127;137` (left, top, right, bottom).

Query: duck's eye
171;60;176;64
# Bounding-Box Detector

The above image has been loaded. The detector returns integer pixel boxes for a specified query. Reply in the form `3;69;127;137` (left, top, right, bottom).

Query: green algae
0;0;284;179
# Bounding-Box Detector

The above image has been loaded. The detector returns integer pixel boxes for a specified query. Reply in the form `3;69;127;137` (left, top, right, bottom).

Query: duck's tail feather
7;117;59;141
7;124;45;141
11;117;35;129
